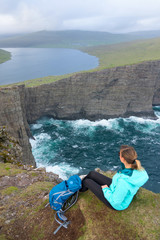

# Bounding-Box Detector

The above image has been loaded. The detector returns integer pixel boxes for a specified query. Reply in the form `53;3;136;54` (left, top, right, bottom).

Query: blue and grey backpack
48;175;82;234
49;175;82;211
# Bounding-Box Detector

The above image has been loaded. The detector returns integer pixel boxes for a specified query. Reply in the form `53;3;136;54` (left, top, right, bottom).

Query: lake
0;48;99;85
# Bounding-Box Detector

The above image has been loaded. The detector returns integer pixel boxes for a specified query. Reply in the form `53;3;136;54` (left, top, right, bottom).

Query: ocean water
30;106;160;193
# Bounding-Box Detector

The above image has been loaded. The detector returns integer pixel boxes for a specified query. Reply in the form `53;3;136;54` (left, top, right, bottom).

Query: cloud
0;0;160;34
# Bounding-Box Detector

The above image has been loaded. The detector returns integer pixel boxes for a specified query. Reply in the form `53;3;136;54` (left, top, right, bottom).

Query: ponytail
131;159;144;171
120;145;144;171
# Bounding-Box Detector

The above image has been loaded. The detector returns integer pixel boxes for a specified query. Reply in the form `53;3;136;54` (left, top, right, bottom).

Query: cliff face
0;60;160;165
0;86;35;166
25;61;160;123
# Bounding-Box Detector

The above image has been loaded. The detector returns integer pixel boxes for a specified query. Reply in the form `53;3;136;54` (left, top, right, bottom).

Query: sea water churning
30;106;160;193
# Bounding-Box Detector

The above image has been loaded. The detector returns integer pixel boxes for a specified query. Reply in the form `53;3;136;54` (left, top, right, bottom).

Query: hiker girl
80;145;149;210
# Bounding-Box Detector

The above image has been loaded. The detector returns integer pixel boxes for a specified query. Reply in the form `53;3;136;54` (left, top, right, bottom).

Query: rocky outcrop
0;86;35;166
0;60;160;165
0;126;23;164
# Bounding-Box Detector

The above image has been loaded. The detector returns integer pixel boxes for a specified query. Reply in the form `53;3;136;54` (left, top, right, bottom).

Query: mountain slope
83;36;160;69
0;30;160;48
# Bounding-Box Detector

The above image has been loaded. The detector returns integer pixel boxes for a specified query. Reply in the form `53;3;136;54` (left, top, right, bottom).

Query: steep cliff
0;60;160;165
25;61;160;123
0;86;35;166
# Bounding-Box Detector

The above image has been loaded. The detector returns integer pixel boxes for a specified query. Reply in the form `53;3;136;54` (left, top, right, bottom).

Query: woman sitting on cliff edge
80;145;149;211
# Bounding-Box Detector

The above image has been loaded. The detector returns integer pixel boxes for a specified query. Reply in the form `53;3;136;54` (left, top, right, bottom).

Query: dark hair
120;145;143;170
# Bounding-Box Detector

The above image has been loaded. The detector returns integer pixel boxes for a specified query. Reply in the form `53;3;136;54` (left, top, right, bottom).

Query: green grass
0;49;11;64
78;187;160;240
0;163;25;177
1;186;19;196
82;37;160;70
7;73;75;87
19;181;53;199
0;234;7;240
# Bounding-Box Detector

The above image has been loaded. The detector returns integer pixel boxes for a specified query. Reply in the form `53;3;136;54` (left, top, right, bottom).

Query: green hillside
0;30;160;48
83;37;160;70
0;49;11;64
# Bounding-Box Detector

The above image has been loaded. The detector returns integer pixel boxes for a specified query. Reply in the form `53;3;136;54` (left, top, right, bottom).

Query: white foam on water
111;165;119;171
126;116;160;133
71;115;160;134
35;133;51;141
30;135;80;180
29;138;37;149
70;118;122;133
37;162;80;180
72;118;116;128
30;133;54;165
153;106;160;118
30;123;43;130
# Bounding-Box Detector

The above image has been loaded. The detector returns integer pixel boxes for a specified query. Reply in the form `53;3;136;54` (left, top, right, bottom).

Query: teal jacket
102;169;149;210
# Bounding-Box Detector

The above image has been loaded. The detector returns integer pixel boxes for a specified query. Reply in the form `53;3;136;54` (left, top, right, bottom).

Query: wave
69;113;160;134
36;162;80;180
30;107;160;192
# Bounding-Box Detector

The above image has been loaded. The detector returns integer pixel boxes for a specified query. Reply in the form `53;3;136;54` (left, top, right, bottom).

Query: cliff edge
0;163;159;240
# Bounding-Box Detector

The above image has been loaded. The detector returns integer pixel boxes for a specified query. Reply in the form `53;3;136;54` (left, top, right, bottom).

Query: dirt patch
4;205;85;240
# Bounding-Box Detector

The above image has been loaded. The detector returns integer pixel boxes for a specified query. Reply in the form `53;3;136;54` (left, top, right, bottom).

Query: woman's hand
101;185;109;189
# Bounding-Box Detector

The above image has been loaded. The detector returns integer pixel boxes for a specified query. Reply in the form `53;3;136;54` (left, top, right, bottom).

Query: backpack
49;175;82;211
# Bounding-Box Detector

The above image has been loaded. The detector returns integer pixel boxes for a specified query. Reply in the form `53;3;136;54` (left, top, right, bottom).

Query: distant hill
0;49;11;64
1;30;160;48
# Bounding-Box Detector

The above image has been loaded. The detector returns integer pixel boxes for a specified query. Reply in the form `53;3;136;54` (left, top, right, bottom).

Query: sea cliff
0;60;160;165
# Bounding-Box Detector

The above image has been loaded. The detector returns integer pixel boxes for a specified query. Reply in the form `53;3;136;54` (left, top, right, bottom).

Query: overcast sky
1;0;160;34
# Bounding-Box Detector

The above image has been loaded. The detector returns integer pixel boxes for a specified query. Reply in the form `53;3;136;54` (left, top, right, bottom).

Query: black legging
80;171;115;210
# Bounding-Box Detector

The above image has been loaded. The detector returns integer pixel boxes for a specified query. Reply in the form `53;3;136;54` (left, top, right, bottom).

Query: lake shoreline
0;48;98;86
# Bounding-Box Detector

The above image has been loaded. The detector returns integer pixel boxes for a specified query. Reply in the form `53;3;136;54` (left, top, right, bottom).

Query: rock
0;173;33;188
21;165;35;171
33;167;46;173
46;172;62;183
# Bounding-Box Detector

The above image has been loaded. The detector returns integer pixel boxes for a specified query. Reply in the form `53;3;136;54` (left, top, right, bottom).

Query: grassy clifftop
82;37;160;70
0;163;159;240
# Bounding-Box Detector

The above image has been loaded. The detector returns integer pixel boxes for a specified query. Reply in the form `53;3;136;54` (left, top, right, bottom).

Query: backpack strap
54;210;70;235
62;190;79;212
65;180;68;189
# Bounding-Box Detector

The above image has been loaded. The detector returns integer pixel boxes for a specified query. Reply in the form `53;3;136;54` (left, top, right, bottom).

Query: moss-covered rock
0;163;159;240
0;126;23;165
